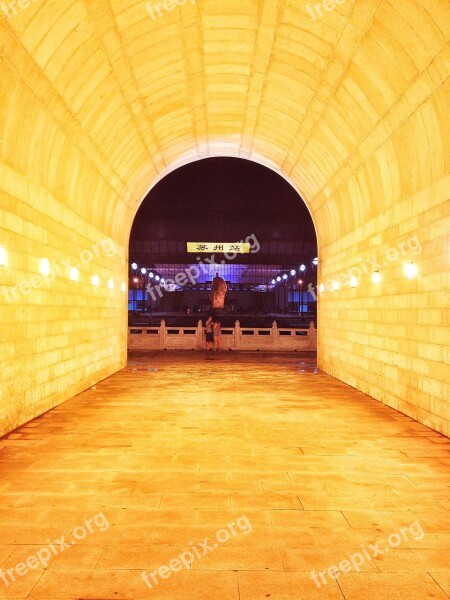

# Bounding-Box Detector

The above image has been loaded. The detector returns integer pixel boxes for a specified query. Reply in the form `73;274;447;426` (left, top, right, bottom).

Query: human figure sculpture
210;272;227;310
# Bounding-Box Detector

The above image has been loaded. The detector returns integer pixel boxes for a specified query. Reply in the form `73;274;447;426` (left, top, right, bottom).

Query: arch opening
126;157;319;334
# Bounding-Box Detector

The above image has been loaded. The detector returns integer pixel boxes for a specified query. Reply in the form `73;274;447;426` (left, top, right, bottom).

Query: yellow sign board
187;242;251;254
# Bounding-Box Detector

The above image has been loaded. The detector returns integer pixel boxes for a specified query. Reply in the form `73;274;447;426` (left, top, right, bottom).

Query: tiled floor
0;351;449;599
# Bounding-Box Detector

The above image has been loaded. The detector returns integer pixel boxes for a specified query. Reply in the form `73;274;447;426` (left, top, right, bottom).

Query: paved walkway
0;352;449;599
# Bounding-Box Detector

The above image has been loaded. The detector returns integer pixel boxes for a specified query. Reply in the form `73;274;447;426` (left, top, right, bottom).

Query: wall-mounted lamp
70;267;79;282
312;257;319;266
92;274;100;286
332;281;339;291
0;246;7;266
121;282;127;292
299;264;306;272
108;279;115;289
350;276;357;288
404;262;418;279
131;263;138;270
372;271;381;284
40;258;50;276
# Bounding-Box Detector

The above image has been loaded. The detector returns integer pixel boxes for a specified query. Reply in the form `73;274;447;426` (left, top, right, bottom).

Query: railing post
196;319;203;350
272;320;278;350
159;319;166;350
308;320;317;351
234;320;240;350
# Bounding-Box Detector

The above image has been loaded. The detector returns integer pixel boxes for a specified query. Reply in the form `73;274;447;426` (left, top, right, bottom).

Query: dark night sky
132;158;316;241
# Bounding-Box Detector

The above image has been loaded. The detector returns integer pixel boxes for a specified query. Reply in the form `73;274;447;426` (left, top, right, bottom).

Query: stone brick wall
0;166;128;436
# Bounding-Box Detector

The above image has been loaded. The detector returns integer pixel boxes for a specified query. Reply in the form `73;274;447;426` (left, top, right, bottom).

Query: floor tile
0;351;447;599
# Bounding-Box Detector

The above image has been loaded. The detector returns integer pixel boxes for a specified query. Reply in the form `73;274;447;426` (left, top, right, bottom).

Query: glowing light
40;258;50;276
155;275;160;281
133;277;139;283
350;276;357;288
312;257;319;266
141;268;147;274
372;271;381;284
70;267;79;282
108;279;115;289
298;279;303;285
121;282;127;292
0;246;7;266
276;276;281;282
404;262;418;279
92;274;100;286
290;269;296;276
149;272;154;278
271;279;276;284
332;281;339;291
319;283;325;294
299;264;306;272
131;263;138;270
282;273;288;280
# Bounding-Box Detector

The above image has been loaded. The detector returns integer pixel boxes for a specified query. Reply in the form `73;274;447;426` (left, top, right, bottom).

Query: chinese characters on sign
187;242;251;254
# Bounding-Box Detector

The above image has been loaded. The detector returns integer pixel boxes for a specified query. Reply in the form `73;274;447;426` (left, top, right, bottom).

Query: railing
128;320;317;352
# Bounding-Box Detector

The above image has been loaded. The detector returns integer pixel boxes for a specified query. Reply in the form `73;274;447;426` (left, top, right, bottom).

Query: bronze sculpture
210;272;227;310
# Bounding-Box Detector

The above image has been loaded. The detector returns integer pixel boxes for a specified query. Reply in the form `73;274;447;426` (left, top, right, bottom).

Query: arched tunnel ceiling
0;0;448;246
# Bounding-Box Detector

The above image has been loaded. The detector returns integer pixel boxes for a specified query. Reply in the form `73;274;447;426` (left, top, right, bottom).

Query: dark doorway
128;158;318;328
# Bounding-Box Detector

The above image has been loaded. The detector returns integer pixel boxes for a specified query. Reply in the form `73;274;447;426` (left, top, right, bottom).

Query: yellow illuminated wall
0;0;448;436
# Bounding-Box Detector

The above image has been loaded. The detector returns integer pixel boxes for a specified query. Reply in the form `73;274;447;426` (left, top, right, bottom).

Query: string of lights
269;258;319;287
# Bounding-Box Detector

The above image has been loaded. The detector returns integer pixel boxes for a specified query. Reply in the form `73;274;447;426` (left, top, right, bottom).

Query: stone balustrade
128;320;317;352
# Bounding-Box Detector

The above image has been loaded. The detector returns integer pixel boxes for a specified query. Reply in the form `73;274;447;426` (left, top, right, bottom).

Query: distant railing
128;320;317;352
